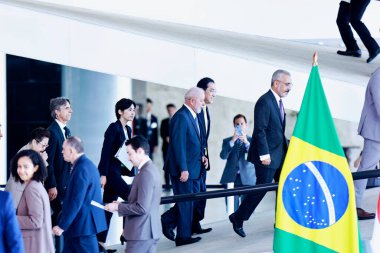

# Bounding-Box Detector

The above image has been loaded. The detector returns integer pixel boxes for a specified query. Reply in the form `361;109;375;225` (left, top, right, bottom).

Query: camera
235;125;243;136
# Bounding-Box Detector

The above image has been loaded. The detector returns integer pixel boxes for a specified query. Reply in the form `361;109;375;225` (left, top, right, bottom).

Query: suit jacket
58;155;107;238
45;120;71;194
220;136;256;186
118;160;162;240
198;106;211;169
247;90;288;169
0;191;24;253
147;114;159;148
133;116;148;138
98;120;134;177
358;67;380;141
164;105;202;179
160;117;170;155
17;181;54;253
6;143;49;208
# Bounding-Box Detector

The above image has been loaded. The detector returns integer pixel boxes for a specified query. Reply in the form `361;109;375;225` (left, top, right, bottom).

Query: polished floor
107;187;379;253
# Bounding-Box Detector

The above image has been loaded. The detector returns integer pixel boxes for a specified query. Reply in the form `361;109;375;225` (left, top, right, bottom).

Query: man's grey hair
184;87;204;101
66;136;84;153
49;97;70;119
271;69;291;86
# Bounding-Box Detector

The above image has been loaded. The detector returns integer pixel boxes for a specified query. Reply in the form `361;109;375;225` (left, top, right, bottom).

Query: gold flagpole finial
312;52;318;66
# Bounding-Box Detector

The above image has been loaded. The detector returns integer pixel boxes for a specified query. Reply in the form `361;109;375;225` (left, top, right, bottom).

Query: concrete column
0;53;6;185
61;67;132;246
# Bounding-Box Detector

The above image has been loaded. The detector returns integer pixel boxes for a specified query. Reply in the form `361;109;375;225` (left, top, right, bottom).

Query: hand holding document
115;144;133;171
91;200;114;213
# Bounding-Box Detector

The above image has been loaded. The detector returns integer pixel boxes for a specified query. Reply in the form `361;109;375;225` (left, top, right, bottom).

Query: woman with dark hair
12;149;54;253
6;127;50;208
97;98;136;252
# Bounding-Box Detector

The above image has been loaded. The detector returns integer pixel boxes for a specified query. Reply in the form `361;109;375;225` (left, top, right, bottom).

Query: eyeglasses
38;141;49;149
276;80;293;87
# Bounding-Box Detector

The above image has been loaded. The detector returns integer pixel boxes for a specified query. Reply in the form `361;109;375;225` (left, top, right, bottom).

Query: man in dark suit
161;87;208;246
0;125;24;253
132;103;148;138
229;69;292;237
220;114;256;211
192;77;216;234
160;103;176;190
45;97;73;253
146;98;158;160
105;136;162;253
97;98;136;249
53;137;107;253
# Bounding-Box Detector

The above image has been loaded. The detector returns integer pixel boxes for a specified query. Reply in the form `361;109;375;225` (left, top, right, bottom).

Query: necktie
64;126;71;139
279;99;285;122
194;116;200;135
203;106;208;134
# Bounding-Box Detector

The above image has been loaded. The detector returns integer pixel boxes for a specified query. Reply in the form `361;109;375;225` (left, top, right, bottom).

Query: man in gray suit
106;136;162;253
220;114;256;211
355;67;380;220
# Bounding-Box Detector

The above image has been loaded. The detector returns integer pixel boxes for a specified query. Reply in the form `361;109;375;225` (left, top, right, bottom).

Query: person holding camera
220;114;256;212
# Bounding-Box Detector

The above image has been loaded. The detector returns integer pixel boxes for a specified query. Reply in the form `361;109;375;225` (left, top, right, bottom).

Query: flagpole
312;52;318;66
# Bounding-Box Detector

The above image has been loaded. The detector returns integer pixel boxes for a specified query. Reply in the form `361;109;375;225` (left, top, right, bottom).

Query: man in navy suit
220;114;256;211
45;97;73;253
0;124;24;253
161;87;208;246
53;137;107;253
229;69;292;237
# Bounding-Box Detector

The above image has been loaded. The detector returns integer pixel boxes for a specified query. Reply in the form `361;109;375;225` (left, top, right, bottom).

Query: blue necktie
279;99;285;122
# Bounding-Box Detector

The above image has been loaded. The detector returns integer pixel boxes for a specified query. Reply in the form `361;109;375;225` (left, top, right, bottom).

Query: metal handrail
160;169;380;204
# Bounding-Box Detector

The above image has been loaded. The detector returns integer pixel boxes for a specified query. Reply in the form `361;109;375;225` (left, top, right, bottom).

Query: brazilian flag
273;65;362;252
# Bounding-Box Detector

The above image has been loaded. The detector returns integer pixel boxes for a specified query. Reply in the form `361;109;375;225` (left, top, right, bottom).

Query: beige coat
17;180;54;253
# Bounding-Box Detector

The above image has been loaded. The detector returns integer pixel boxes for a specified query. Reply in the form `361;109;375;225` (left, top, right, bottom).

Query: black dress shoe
229;213;246;237
98;244;117;253
337;49;362;57
192;227;212;235
367;48;380;63
175;236;201;246
357;208;375;220
161;221;175;241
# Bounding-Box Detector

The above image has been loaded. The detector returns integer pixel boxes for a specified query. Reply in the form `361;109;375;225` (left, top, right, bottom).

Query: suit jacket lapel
206;106;211;138
268;90;284;127
184;106;200;139
53;120;65;144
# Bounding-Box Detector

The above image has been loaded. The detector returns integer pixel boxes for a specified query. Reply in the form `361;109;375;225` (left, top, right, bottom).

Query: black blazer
147;114;159;148
247;90;288;170
160;117;170;153
45;120;71;194
198;106;211;170
98;120;133;177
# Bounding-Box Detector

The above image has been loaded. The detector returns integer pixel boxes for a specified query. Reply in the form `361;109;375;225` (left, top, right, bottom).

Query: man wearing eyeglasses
191;77;216;235
229;69;292;238
45;97;73;253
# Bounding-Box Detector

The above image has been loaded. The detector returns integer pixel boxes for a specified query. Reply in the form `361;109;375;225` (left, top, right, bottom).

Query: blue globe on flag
282;161;349;229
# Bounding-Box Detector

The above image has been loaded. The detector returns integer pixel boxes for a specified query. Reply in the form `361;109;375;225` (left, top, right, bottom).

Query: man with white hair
161;87;208;246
